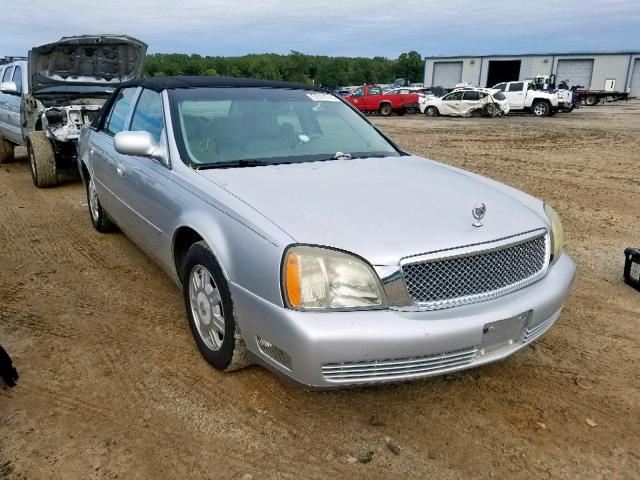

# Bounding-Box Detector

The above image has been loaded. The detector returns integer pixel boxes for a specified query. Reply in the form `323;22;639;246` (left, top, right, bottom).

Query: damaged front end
41;104;102;143
21;93;109;161
22;35;147;160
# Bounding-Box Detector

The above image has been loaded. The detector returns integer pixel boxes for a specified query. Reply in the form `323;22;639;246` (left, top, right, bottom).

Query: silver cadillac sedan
77;77;576;388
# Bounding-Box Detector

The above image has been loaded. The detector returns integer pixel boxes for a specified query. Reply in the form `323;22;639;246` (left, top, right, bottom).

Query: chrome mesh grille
403;234;548;309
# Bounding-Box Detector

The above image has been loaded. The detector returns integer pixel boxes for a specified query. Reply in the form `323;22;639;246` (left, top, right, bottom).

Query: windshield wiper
195;159;270;170
331;152;352;160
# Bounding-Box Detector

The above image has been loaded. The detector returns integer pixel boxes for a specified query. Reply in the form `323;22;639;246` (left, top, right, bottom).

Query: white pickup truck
0;35;146;187
492;81;562;117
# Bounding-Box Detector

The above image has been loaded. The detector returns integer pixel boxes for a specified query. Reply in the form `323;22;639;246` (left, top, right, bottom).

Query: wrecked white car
419;88;509;118
0;35;147;187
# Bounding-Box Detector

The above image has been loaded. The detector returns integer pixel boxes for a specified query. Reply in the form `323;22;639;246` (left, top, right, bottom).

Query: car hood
198;156;547;265
29;35;147;94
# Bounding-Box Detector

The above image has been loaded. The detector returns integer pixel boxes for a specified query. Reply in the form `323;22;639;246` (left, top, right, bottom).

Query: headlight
544;203;564;264
283;246;386;310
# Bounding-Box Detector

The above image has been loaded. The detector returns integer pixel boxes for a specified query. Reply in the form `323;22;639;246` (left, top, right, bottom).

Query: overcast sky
2;0;639;58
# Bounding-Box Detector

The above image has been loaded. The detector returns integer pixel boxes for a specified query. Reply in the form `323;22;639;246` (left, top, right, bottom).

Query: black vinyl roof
119;75;322;92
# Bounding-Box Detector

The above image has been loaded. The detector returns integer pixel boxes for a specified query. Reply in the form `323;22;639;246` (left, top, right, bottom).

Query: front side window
443;91;463;101
508;82;524;92
130;89;165;144
12;66;22;94
493;83;506;92
351;88;364;97
103;87;138;136
169;87;400;168
2;66;14;83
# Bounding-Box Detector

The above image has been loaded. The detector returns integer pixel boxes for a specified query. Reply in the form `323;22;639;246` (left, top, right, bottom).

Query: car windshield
169;87;400;168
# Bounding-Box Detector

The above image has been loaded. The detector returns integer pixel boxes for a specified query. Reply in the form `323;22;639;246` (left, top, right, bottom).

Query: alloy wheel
189;264;225;351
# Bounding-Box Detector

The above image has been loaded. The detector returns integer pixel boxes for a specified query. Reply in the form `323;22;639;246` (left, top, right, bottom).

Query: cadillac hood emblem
472;203;486;227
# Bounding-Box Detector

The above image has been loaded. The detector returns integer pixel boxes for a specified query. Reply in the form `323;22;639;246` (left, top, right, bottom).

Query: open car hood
28;35;147;94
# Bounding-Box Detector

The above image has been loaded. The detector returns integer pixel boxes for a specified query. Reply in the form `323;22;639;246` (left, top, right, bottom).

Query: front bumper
231;253;576;388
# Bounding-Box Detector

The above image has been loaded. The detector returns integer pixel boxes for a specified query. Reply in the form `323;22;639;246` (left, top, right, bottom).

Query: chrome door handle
116;165;125;177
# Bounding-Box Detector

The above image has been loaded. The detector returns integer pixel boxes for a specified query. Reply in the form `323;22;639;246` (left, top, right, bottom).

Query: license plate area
480;311;531;356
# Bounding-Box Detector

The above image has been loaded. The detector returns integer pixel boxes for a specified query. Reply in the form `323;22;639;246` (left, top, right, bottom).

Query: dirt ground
1;101;639;479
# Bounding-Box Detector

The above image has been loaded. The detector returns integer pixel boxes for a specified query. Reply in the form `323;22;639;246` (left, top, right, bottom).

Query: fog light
257;336;292;370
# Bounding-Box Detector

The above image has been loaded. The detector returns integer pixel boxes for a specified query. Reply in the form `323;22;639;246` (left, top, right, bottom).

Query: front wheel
379;103;392;116
27;131;57;187
424;106;439;117
182;241;249;372
531;101;550;117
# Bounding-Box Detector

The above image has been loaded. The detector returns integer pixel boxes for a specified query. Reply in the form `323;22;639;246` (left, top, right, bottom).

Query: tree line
143;51;425;89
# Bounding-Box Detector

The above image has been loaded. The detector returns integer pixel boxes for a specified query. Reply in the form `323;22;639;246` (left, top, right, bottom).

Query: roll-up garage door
556;59;594;89
432;61;463;88
630;59;640;98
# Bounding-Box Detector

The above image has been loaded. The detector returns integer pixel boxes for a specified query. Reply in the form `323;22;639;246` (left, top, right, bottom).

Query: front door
504;82;526;109
439;91;463;115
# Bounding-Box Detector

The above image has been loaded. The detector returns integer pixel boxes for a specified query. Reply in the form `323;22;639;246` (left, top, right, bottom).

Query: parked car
345;85;420;116
492;81;562;117
0;35;147;186
336;87;352;97
78;76;575;388
419;88;510;117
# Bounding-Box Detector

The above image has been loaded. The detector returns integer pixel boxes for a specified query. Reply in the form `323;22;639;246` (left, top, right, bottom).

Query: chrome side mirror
0;81;18;94
114;131;164;160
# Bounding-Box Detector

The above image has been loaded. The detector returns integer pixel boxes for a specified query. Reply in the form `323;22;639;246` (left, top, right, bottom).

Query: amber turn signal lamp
285;252;301;308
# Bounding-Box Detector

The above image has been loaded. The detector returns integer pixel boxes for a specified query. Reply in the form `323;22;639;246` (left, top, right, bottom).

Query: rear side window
493;92;506;101
463;91;480;101
2;66;14;83
369;87;382;95
130;89;165;144
103;87;138;136
508;82;524;92
12;66;22;94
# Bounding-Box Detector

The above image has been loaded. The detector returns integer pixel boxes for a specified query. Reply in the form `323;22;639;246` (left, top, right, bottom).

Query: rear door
504;82;525;109
439;91;463;115
460;90;482;114
89;87;139;227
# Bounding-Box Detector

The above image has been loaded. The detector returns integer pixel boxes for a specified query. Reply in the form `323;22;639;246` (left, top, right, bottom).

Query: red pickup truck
345;85;420;116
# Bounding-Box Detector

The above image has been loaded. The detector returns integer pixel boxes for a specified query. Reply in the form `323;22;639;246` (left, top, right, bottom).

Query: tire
85;173;115;233
182;241;249;372
584;95;598;106
379;103;392;116
531;101;550;117
424;106;439;117
27;131;57;187
0;135;14;163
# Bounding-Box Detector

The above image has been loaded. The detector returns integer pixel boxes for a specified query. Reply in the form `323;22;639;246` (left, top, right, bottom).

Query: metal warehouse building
423;52;640;96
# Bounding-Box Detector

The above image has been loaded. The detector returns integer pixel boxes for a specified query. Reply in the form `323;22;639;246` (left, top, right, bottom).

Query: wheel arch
171;222;235;289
